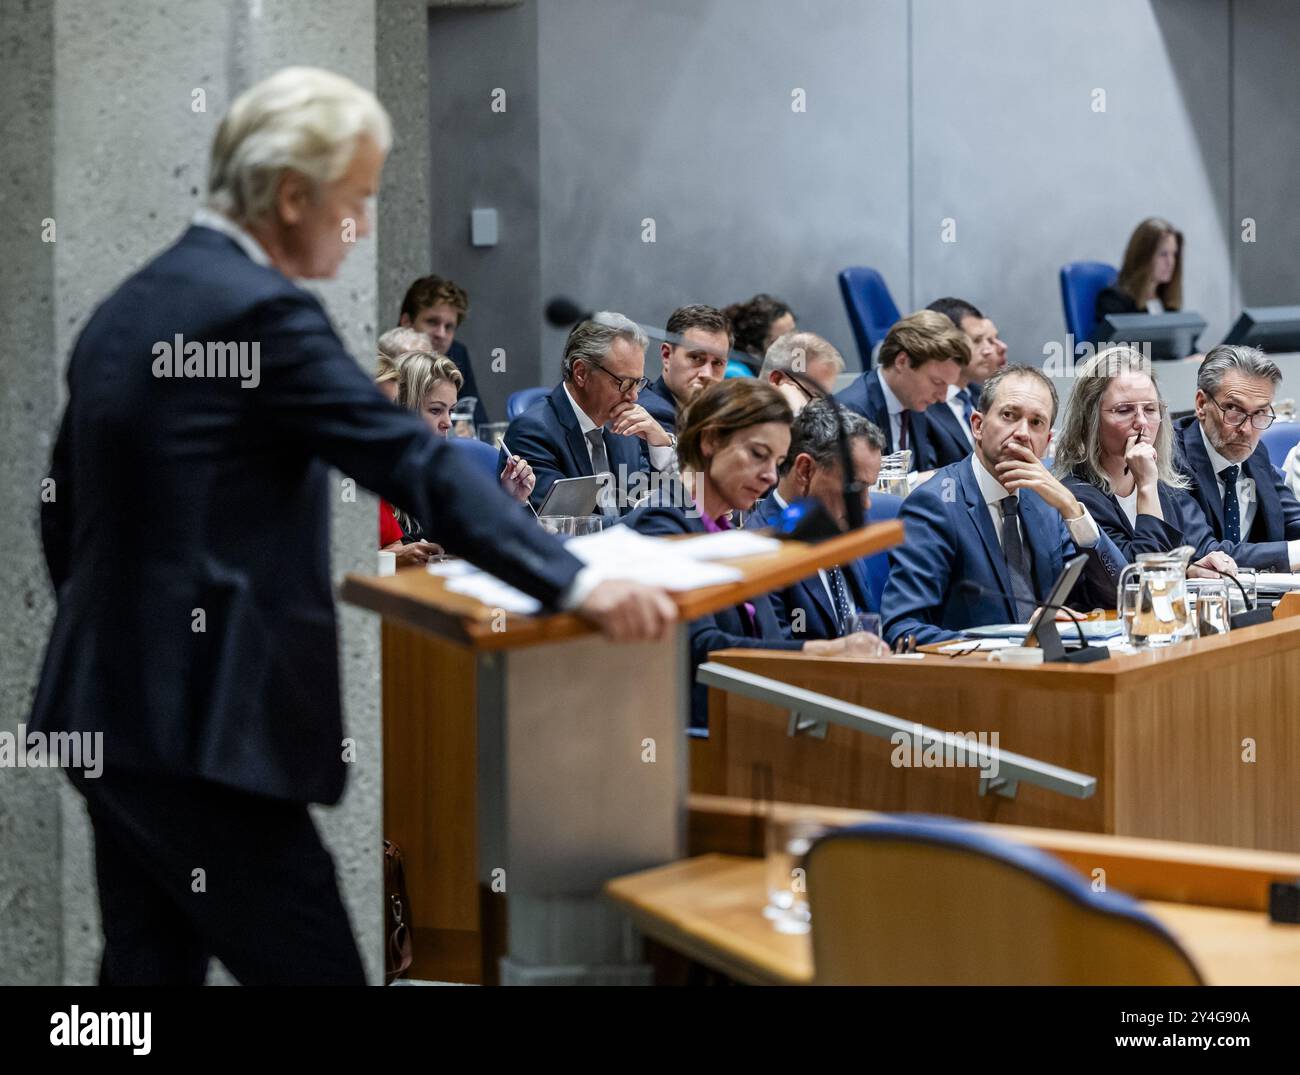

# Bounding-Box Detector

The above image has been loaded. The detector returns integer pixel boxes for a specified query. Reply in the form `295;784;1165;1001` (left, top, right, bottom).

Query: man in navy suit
924;297;1008;468
31;67;676;986
750;400;886;640
834;309;970;472
504;313;676;514
397;273;488;426
882;365;1125;646
640;304;732;434
1172;344;1300;572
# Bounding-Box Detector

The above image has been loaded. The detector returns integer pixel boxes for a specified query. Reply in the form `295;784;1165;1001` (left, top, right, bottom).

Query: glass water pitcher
1117;546;1196;648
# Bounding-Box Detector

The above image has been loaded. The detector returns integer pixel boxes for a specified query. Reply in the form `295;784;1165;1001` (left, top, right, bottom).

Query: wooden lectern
341;521;902;984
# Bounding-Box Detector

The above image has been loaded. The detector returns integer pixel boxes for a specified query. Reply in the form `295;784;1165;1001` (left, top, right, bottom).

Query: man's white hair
760;331;845;380
207;66;392;222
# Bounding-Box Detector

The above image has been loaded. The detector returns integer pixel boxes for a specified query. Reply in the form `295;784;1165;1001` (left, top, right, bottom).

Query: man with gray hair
376;325;433;361
759;331;845;414
32;67;676;986
1173;344;1300;569
748;400;889;648
503;312;675;514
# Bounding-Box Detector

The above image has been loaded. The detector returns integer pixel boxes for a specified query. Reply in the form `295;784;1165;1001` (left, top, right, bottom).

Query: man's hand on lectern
577;580;678;642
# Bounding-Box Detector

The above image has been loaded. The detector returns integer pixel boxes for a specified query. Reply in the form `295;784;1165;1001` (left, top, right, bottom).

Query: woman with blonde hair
379;351;534;560
1054;346;1234;576
1093;217;1183;334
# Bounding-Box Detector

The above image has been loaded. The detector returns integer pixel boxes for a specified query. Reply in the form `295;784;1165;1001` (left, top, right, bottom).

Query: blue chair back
838;267;901;368
1259;421;1300;469
506;386;549;420
806;816;1203;985
725;359;756;379
1060;261;1117;344
860;493;902;610
447;435;501;480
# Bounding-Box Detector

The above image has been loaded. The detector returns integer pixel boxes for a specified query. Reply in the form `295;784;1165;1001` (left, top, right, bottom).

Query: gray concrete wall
427;0;542;417
1;0;426;986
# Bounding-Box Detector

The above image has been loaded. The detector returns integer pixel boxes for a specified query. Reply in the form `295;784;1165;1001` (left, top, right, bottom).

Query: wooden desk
606;854;1300;986
694;615;1300;853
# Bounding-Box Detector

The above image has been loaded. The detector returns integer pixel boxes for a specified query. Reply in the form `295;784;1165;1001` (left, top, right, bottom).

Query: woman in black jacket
625;379;886;729
1093;217;1183;335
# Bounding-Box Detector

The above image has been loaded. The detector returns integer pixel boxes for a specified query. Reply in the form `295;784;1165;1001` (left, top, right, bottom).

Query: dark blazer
1172;415;1300;571
925;383;981;469
32;225;582;806
749;495;874;640
625;482;801;729
834;368;938;470
447;339;488;426
1062;474;1199;564
639;375;681;434
502;383;653;514
880;457;1126;646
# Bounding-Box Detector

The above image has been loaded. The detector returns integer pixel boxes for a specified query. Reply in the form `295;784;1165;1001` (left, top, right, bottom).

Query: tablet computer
538;474;603;517
1023;552;1089;650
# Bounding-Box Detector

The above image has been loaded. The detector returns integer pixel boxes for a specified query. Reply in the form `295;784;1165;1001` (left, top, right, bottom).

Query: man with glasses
503;312;674;514
641;305;733;433
759;331;845;415
1174;344;1300;569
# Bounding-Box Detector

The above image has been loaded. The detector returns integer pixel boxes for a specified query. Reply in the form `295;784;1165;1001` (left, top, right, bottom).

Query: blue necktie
827;566;855;635
1220;464;1241;543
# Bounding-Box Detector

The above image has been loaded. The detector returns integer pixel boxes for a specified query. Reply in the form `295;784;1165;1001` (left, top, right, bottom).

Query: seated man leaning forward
749;399;886;640
881;364;1125;647
503;312;675;515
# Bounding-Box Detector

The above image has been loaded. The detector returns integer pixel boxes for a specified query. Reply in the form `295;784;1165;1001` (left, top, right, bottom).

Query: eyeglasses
1207;393;1276;430
1103;402;1166;421
586;360;649;395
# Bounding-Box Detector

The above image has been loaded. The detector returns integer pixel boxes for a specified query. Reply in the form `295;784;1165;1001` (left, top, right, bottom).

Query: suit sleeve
40;404;74;592
880;489;961;646
253;294;581;608
503;410;570;512
1172;487;1290;570
1065;516;1125;610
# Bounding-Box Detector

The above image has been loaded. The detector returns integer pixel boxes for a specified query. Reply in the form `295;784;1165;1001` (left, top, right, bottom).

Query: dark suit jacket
834;368;938;470
640;375;681;434
880;457;1126;645
925;384;981;469
1062;475;1194;564
32;225;582;805
1173;415;1300;571
749;495;873;640
624;482;801;729
502;383;653;514
447;339;488;425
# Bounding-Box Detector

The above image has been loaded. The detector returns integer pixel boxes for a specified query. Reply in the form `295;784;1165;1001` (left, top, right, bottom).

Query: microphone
1202;566;1273;628
545;296;592;327
955;580;1109;664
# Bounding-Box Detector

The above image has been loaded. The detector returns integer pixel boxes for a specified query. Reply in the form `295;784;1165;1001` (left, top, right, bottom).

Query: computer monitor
1097;312;1206;361
1222;306;1300;353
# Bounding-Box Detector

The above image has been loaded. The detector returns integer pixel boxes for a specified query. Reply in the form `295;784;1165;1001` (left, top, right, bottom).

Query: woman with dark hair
626;379;887;729
723;293;796;373
1053;346;1234;575
1093;217;1183;333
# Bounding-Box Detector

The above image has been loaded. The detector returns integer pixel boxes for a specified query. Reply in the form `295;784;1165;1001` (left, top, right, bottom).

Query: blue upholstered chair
1259;420;1300;469
447;435;502;480
1060;261;1118;344
838;267;902;368
804;816;1203;985
860;492;903;611
506;386;550;420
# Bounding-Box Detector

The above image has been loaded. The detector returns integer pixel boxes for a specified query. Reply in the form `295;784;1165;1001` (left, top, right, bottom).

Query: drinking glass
570;515;605;537
764;815;826;934
449;397;478;440
539;515;576;537
478;421;510;450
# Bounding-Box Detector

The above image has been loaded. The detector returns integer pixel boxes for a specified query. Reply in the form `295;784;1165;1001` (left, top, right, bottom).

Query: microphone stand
1205;566;1273;629
957;581;1109;664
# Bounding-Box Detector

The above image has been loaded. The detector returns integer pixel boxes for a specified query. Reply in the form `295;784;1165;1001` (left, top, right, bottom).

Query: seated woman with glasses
1172;344;1300;571
380;352;535;564
1053;347;1237;576
625;379;889;731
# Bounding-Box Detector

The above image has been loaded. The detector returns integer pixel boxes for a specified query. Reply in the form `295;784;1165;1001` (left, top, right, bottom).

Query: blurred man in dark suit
503;313;676;515
924;297;1007;467
1173;344;1300;570
640;304;732;434
750;400;885;639
833;310;969;472
31;66;675;986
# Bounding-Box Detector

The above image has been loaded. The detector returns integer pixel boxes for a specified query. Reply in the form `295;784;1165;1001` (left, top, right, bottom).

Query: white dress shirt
877;372;911;463
969;453;1100;550
944;384;976;447
1115;486;1139;530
